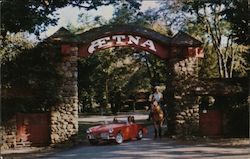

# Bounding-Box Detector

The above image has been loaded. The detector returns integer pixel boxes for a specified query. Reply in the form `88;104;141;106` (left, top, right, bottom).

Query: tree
1;0;141;36
158;0;249;78
109;1;171;86
185;1;249;78
0;33;34;64
223;0;249;45
198;45;220;78
78;48;142;113
1;33;62;115
66;13;107;34
158;0;194;31
75;1;170;113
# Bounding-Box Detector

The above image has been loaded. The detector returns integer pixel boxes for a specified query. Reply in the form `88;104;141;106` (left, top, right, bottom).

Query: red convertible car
86;116;147;144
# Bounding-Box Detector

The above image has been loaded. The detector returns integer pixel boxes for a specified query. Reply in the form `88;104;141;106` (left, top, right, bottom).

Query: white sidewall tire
137;130;143;139
115;133;123;144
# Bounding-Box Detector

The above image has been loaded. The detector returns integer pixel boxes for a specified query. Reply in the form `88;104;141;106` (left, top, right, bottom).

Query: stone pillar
165;57;199;137
50;46;78;144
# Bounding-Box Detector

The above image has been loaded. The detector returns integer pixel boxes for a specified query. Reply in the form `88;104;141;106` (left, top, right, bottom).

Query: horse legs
154;128;158;138
158;121;163;138
154;122;163;138
153;122;158;138
158;126;162;138
154;125;162;138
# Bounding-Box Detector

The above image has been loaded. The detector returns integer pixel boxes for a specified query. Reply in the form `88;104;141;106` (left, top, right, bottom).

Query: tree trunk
229;46;235;78
144;52;154;86
104;78;109;107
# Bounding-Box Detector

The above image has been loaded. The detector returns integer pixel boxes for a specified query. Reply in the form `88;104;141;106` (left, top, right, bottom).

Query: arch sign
50;25;203;60
88;35;156;54
77;33;169;59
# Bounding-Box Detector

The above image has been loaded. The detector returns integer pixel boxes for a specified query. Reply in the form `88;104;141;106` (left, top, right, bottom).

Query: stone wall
166;57;200;136
50;46;79;144
1;116;17;149
175;105;199;135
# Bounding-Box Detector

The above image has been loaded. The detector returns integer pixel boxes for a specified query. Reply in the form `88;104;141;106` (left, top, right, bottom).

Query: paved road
3;114;250;159
10;137;249;159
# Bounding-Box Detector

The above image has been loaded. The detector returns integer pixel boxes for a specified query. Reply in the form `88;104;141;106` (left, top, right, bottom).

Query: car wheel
115;132;123;144
137;129;143;140
89;139;98;145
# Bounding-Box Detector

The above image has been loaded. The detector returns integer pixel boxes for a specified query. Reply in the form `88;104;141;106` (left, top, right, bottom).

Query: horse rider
147;86;165;121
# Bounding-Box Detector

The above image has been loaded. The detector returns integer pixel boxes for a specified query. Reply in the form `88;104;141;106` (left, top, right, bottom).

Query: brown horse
151;100;164;138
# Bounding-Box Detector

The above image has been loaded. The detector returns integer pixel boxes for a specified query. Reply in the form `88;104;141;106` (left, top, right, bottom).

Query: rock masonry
165;57;200;136
50;46;79;144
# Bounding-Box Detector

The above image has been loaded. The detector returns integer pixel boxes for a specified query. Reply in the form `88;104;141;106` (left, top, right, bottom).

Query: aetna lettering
88;35;156;54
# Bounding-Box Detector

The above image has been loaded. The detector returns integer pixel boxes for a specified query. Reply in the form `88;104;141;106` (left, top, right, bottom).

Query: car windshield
98;120;125;125
113;116;135;124
113;119;127;124
98;116;135;125
100;121;112;125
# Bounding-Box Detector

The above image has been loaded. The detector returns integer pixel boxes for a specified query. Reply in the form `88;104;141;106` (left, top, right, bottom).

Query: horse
150;100;165;138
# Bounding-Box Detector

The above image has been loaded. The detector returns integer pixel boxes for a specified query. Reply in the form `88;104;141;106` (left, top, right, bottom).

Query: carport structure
46;25;203;144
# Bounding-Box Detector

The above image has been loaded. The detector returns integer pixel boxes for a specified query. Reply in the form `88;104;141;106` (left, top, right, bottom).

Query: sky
40;1;160;39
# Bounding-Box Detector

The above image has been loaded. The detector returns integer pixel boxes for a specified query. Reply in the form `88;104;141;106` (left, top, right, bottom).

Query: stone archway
46;25;203;144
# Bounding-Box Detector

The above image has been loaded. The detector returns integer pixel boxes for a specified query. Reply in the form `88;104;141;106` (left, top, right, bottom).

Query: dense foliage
223;0;249;45
1;33;62;117
1;0;141;36
158;0;249;78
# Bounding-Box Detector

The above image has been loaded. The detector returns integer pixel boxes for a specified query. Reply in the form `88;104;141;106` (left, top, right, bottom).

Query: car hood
89;123;125;132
